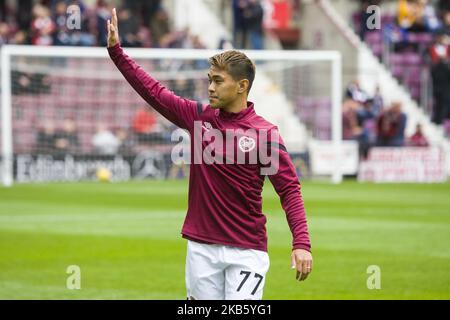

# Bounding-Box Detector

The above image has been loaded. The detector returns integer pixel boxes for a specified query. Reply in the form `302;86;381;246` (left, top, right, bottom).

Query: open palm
107;8;119;47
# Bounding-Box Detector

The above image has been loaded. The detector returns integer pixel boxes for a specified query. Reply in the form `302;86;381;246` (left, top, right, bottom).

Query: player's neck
222;97;248;114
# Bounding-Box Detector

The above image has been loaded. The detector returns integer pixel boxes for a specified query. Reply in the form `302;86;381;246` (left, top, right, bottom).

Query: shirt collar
219;101;255;121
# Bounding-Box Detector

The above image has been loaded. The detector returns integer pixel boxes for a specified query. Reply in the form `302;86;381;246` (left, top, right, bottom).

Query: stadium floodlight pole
1;46;13;187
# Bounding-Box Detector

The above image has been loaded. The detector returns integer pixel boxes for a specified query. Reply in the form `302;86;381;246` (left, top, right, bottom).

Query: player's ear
237;79;249;94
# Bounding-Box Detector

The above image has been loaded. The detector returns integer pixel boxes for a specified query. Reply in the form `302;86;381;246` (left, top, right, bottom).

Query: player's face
207;67;240;109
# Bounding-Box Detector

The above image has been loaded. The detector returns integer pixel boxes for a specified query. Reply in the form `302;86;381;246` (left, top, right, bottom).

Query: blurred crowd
343;80;429;159
0;0;206;48
2;0;447;159
428;14;450;126
394;0;450;126
356;0;450;136
232;0;265;49
358;0;450;40
230;0;302;50
35;106;176;156
0;0;304;50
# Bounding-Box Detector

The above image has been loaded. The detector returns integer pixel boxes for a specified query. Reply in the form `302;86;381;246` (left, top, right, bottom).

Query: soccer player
107;8;312;300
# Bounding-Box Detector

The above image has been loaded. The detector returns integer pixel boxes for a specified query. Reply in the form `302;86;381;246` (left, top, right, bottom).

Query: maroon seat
370;43;383;57
389;54;405;65
402;53;422;65
365;31;382;44
381;14;395;24
404;66;422;80
408;32;432;44
391;65;404;78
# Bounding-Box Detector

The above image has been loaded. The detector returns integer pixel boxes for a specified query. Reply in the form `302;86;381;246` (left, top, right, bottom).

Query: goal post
1;46;13;187
1;45;342;186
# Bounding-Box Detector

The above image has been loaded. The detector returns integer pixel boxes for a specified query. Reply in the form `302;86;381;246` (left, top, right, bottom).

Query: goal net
1;45;342;186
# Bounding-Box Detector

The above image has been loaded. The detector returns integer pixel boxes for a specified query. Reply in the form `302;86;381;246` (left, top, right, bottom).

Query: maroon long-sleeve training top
108;44;311;252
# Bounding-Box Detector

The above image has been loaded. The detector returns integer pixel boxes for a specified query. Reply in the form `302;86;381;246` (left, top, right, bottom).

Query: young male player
107;8;312;300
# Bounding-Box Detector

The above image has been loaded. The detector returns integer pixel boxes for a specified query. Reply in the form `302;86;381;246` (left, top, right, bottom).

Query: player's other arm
265;129;313;281
107;8;200;130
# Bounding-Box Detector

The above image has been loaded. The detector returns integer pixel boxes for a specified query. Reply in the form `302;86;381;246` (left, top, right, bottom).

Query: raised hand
107;8;119;48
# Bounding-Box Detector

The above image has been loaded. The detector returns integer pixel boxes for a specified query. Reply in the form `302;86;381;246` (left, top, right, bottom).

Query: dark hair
208;50;256;94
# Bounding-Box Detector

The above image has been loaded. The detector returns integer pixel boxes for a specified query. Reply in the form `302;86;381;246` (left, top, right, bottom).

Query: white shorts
185;240;270;300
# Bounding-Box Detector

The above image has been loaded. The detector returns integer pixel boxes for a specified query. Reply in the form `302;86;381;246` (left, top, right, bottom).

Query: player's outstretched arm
106;8;200;130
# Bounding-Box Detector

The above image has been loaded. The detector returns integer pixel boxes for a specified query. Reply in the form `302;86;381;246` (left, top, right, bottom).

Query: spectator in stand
171;76;195;99
36;121;57;154
397;0;440;33
419;0;441;32
342;98;363;141
16;0;33;36
440;9;450;37
188;34;206;49
436;10;450;131
429;29;450;125
132;107;166;144
12;70;34;95
142;0;162;28
31;3;55;45
232;0;248;49
96;0;112;47
0;0;206;49
53;1;71;46
377;101;407;147
372;85;384;117
10;30;28;45
343;81;379;158
54;119;80;155
0;22;10;45
357;99;378;158
12;59;51;95
91;124;121;155
243;0;264;50
397;0;418;30
69;0;97;46
439;0;450;12
149;7;171;47
345;80;369;103
118;8;142;47
0;0;7;22
115;128;136;156
429;27;450;66
407;123;429;146
124;0;161;28
219;38;235;50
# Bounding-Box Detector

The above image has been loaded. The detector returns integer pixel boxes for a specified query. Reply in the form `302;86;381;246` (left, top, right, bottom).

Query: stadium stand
351;0;450;134
1;0;449;183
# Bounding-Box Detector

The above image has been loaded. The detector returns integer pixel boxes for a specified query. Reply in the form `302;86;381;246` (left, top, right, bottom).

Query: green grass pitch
0;179;449;299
